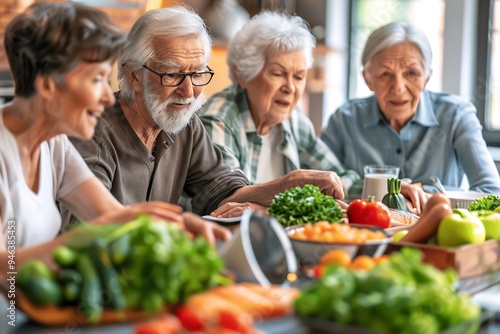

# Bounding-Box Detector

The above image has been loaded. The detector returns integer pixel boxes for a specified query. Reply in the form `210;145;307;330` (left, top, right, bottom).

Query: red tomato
347;198;391;228
175;305;205;331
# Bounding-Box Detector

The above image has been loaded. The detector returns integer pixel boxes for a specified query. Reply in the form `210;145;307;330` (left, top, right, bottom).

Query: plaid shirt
200;84;363;197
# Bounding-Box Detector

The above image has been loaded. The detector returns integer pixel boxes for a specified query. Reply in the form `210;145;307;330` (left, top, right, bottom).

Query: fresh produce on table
399;193;453;243
474;210;500;239
268;184;342;227
142;283;300;334
437;208;486;247
381;178;408;211
468;194;500;211
16;214;228;323
311;249;389;277
295;248;481;334
346;196;391;228
289;221;387;243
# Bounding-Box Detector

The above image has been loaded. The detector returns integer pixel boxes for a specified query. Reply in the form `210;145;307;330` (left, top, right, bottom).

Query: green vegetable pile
17;215;227;323
268;184;342;227
468;194;500;211
295;248;481;334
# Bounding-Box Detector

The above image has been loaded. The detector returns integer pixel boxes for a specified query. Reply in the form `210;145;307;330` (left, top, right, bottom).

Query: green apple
475;210;500;239
437;209;486;247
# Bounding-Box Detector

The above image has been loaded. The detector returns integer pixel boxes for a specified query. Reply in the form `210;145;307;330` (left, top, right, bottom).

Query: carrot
400;197;453;244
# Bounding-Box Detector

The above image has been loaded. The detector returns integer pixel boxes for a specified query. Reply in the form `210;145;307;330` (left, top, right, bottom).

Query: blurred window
476;0;500;145
349;0;445;99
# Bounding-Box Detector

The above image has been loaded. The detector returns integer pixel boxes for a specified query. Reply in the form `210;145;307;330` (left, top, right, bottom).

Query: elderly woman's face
363;43;428;129
55;61;115;139
239;50;307;133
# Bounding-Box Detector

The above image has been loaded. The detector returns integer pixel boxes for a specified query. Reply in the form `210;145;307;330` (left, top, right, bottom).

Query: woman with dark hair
0;3;207;270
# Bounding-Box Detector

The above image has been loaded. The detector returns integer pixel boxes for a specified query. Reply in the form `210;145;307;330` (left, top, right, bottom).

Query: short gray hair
362;21;432;79
118;5;212;102
227;11;316;84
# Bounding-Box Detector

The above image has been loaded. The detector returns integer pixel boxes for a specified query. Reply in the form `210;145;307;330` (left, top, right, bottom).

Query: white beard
143;78;207;134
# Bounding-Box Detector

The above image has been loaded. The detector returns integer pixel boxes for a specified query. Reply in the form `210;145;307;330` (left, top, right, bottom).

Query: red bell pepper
347;196;391;228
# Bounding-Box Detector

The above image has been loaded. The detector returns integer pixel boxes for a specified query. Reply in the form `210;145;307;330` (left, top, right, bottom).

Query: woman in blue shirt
321;21;500;196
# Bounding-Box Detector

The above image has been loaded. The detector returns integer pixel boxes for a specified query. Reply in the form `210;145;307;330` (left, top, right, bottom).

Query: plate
202;215;242;224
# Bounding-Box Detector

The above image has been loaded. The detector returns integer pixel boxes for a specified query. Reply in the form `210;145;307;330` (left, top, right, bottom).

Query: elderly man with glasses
61;6;348;230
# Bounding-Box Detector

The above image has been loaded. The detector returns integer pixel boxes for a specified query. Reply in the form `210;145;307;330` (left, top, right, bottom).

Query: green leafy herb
268;184;342;227
468;194;500;211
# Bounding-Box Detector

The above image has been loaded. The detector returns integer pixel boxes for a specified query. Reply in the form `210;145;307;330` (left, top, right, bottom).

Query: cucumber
57;268;82;285
62;281;80;303
56;269;82;304
24;277;62;306
75;253;102;323
53;246;79;268
108;233;130;266
88;238;126;310
17;260;55;288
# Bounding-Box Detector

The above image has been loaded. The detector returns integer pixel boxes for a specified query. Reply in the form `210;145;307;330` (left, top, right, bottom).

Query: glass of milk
361;165;400;201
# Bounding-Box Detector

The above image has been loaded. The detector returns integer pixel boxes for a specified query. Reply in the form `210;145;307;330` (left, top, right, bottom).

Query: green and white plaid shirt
200;84;363;197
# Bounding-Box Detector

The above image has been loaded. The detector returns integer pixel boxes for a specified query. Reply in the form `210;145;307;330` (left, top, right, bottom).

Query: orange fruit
319;249;352;267
350;255;376;271
374;255;390;265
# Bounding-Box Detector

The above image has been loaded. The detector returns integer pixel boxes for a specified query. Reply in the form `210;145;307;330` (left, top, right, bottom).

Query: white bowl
445;191;486;209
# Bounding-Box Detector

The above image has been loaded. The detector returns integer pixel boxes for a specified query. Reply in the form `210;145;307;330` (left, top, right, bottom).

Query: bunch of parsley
268;184;342;227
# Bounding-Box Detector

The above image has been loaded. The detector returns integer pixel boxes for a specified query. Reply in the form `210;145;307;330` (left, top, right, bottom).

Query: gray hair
227;11;316;84
361;21;432;79
118;5;212;102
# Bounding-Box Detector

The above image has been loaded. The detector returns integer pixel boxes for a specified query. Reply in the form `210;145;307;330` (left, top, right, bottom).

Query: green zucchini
75;253;102;323
88;238;126;311
382;178;408;211
56;269;82;304
108;233;130;266
53;246;79;268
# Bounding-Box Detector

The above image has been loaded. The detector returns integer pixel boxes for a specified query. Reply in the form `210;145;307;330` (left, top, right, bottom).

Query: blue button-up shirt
320;90;500;194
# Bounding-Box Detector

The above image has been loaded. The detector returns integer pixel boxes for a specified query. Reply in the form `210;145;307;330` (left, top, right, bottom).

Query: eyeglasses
142;64;214;87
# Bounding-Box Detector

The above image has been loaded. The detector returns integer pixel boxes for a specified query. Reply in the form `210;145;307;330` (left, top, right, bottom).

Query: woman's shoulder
201;85;247;125
426;90;476;113
203;85;241;114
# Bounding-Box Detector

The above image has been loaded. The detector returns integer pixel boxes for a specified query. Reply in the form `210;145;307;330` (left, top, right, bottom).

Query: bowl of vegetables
285;222;392;266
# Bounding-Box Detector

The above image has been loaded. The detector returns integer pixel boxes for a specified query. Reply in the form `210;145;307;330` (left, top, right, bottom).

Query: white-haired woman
201;11;362;197
321;21;500;196
201;13;427;213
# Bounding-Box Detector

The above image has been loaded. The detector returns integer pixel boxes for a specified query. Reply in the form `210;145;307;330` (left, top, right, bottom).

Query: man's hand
183;212;232;245
211;202;267;218
88;201;184;226
221;169;345;208
285;169;345;200
400;182;430;215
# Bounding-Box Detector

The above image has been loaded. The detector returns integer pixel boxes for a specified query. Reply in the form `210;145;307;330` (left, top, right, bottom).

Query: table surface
2;282;500;334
